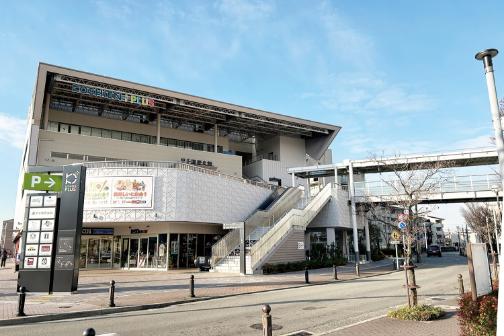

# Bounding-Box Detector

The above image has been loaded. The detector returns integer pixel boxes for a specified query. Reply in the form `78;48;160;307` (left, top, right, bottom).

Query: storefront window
148;236;157;268
87;239;100;268
70;125;79;134
113;237;121;268
80;126;91;136
188;234;197;268
130;238;139;268
169;234;179;269
158;234;168;269
121;238;129;268
139;238;148;268
179;234;188;267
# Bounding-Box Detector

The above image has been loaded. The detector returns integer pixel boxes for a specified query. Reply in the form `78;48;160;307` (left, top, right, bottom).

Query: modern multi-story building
1;219;16;255
15;63;363;273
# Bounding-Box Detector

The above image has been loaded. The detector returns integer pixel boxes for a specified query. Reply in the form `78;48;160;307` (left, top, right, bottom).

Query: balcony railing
244;154;280;166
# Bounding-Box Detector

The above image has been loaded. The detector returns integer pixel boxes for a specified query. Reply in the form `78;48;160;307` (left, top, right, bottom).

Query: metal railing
243;153;280;166
78;160;281;191
250;183;333;270
211;187;303;267
354;173;501;197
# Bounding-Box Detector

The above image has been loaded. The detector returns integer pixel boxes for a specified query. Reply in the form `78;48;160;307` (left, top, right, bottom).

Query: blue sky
1;0;503;231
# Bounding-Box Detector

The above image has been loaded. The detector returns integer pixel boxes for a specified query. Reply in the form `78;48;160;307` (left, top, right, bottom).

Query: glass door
169;234;179;269
179;234;188;267
79;239;88;269
130;238;139;268
87;238;100;268
100;238;112;268
139;238;148;268
121;238;129;268
188;234;197;268
148;237;157;268
113;237;121;269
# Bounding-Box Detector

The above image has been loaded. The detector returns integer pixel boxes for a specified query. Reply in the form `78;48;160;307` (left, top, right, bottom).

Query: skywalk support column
347;160;360;262
214;124;218;153
156;114;161;145
291;173;295;187
364;214;371;261
327;227;335;247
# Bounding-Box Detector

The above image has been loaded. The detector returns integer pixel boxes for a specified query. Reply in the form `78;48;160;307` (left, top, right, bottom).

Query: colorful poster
84;176;154;209
171;241;179;254
28;220;41;231
25;244;38;256
38;257;51;268
41;219;55;231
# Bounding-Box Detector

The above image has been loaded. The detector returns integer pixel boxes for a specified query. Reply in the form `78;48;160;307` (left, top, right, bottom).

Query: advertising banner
84;176;154;209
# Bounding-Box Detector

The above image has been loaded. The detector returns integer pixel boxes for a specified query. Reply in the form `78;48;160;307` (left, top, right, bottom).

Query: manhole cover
250;324;283;330
284;332;314;336
59;306;72;308
302;307;325;310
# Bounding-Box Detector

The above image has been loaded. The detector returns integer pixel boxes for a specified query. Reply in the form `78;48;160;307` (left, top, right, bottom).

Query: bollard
189;275;195;297
458;274;464;295
108;280;116;307
333;265;338;280
304;267;309;284
16;286;26;317
262;305;272;336
356;263;360;277
83;328;96;336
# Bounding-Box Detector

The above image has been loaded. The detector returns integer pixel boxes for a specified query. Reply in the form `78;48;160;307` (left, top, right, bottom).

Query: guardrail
354;174;501;196
77;160;281;191
211;187;303;268
250;183;333;270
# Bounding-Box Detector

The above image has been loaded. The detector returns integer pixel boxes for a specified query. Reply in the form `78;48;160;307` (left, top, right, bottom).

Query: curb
0;265;408;327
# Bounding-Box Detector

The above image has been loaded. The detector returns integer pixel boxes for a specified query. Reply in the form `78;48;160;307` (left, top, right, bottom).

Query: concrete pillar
327;227;335;246
252;142;257;157
364;214;371;261
291;173;295;187
214;124;218;153
305;232;311;259
347;160;360;262
156;113;161;145
342;230;349;257
334;167;338;184
43;94;51;130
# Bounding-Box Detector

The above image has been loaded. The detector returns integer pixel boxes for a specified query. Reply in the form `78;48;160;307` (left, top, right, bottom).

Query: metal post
458;274;464;295
214;124;218;153
305;267;309;284
333;264;338;280
83;328;96;336
240;226;246;275
424;222;428;250
107;280;116;307
364;215;371;261
16;286;26;317
355;263;360;276
347;160;360;262
395;243;399;270
189;275;195;297
404;265;411;308
262;305;272;336
156;113;161;145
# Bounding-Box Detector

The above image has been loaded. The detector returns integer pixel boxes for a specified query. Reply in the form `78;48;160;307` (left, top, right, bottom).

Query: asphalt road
3;252;468;336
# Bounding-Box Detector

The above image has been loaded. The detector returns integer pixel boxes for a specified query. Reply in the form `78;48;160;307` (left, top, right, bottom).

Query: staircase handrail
250;183;333;269
211;186;303;267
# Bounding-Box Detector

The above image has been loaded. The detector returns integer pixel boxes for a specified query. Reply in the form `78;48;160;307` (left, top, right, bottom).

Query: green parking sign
23;173;62;191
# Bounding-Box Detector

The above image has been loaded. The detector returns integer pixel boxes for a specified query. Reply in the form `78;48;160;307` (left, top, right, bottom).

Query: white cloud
214;0;274;22
93;1;134;20
0;113;26;149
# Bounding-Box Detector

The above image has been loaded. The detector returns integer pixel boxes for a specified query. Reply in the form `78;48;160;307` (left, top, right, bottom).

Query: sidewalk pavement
0;259;397;324
320;298;461;336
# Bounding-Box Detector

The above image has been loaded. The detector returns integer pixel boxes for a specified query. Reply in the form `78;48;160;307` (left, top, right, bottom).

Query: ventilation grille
51;151;121;162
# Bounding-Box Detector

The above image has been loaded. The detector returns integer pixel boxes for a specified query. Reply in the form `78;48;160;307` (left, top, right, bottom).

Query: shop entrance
121;234;168;269
79;237;116;269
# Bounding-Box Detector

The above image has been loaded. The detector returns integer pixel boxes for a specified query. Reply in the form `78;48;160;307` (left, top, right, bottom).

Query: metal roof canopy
288;149;499;178
41;63;341;160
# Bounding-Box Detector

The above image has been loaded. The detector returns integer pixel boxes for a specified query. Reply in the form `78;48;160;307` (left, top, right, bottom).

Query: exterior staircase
211;183;334;274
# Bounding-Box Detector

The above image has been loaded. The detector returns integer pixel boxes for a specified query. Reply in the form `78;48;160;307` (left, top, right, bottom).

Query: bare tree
460;203;500;248
358;152;455;306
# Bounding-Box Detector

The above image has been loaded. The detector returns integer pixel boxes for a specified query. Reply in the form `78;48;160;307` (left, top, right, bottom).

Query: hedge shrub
457;280;499;335
262;258;347;274
387;304;445;321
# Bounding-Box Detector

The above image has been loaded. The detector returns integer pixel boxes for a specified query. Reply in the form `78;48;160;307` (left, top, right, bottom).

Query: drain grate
250;324;283;330
284;332;314;336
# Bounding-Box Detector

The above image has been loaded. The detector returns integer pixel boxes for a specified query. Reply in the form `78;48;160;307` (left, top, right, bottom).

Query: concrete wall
263;230;306;264
307;187;359;230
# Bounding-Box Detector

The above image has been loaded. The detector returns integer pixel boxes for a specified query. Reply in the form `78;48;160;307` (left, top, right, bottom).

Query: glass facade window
48;121;59;132
60;124;69;133
158;234;168;269
101;129;112;139
112;131;122;140
194;143;204;151
100;238;112;268
122;132;132;141
91;128;102;137
87;238;100;268
169;234;179;268
113;237;121;268
81;126;91;136
70;125;80;134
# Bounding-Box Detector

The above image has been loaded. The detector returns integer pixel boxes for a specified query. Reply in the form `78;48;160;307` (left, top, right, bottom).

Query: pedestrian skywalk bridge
354;173;501;203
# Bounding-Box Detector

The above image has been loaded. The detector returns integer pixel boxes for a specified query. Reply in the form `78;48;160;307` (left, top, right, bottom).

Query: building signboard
223;222;244;230
23;173;63;191
82;228;114;235
84;176;154;209
71;84;155;107
181;158;214;167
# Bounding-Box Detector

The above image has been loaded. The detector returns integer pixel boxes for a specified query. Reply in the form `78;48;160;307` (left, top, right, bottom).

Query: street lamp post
491;184;501;255
457;226;462;255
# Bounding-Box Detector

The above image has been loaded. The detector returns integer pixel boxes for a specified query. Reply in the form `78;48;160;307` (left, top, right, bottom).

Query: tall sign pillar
52;165;86;293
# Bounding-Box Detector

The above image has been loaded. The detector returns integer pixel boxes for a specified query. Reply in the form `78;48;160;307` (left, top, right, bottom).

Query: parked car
427;245;442;257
